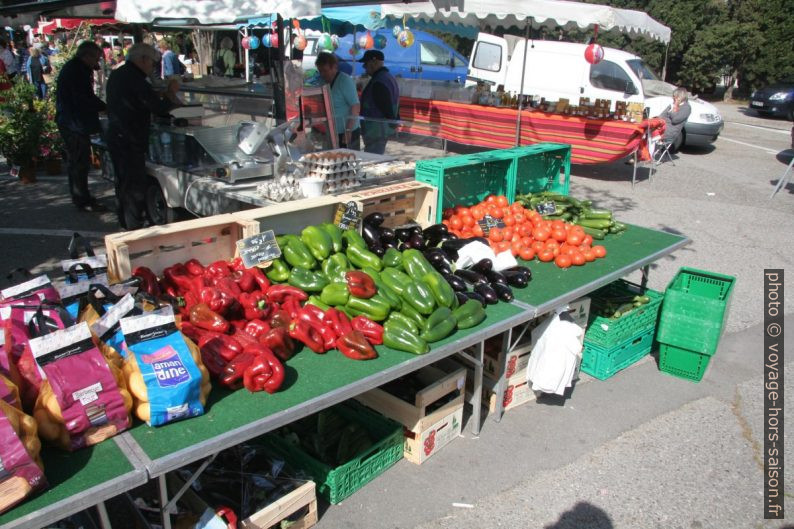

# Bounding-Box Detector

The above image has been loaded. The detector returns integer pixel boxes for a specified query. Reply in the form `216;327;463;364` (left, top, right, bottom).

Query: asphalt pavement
0;102;792;528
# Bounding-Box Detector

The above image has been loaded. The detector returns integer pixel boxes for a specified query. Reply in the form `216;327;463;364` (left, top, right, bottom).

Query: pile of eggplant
362;213;532;306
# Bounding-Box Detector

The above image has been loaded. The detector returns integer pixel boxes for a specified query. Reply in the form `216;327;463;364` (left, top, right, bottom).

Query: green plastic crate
585;280;664;349
658;343;711;382
656;267;736;356
258;401;404;504
506;143;571;198
415;150;515;223
582;327;655;380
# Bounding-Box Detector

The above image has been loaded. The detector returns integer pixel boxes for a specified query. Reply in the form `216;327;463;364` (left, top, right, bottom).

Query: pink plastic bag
0;404;47;514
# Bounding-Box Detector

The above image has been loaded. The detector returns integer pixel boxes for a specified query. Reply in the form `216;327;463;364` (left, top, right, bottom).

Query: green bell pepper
381;267;411;296
384;312;419;335
342;229;367;249
301;225;333;261
453;299;487;329
320;282;350;306
400;302;427;330
360;266;382;282
403;279;435;315
287;267;328;292
346;244;383;272
265;258;290;282
419;307;457;343
384;326;429;355
402;249;435;281
283;238;317;270
322;253;350;283
306;295;331;311
382;247;403;269
423;271;455;308
320;223;343;253
373;275;402;310
346;295;390;322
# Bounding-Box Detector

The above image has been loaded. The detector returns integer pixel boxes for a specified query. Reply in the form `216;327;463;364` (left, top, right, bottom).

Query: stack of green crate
504;143;571;199
655;267;736;381
582;280;664;380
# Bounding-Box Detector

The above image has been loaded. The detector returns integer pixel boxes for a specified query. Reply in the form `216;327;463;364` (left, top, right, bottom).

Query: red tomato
518;224;533;237
567;231;584;246
511;232;522;243
471;205;486;220
583;235;594;246
485;195;498;205
502;227;514;240
538;249;555;262
503;215;515;226
552;228;568;242
554;254;572;268
592;245;607;258
449;216;462;231
583;249;596;262
496;195;509;207
460;214;475;228
519;247;535;261
513;213;526;225
511;240;524;256
496;241;512;253
551;220;566;231
472;224;484;237
571;251;586;266
489;227;504;242
531;241;546;253
532;227;550;242
521;236;533;247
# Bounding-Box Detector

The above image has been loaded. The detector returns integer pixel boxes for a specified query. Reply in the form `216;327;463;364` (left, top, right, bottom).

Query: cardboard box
564;297;591;329
482;318;540;380
483;369;536;413
355;363;465;465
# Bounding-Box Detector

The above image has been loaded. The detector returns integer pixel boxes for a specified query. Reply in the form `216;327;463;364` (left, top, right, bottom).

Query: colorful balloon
584;43;604;65
262;33;271;48
270;31;279;49
318;32;333;51
374;34;387;50
398;29;414;48
331;34;340;50
359;31;374;50
392;25;402;37
293;34;307;51
249;36;260;49
241;37;250;50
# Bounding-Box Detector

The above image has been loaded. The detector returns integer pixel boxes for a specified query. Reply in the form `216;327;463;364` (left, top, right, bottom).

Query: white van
467;33;723;149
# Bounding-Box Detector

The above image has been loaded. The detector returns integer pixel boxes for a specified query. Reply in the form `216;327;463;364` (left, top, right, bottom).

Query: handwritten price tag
236;230;281;268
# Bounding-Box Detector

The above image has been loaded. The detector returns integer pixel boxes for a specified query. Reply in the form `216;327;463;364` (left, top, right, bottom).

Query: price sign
477;214;505;236
535;201;557;216
334;201;361;231
236;230;281;269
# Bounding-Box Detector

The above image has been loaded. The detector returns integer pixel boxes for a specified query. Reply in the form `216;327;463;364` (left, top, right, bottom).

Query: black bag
212;51;226;76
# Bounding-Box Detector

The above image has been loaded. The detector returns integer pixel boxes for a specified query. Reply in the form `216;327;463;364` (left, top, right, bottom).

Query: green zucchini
581;226;607;239
576;218;613;230
583;209;613;220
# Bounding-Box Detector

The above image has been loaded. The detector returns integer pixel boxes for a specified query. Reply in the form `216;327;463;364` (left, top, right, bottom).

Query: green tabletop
128;300;526;474
0;437;145;528
511;224;687;313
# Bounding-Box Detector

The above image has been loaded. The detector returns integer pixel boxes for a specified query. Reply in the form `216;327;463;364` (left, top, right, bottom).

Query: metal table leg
770;156;794;199
96;501;112;529
159;452;218;529
456;341;484;436
640;265;650;289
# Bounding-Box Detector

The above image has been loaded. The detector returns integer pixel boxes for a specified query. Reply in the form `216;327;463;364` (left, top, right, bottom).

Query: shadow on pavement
678;144;716;156
776;149;793;165
543;501;614;529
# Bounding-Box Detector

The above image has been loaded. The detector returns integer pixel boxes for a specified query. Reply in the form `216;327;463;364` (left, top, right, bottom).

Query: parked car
750;81;794;121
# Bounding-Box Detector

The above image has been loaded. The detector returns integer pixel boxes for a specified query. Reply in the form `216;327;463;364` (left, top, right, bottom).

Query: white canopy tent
114;0;321;24
381;0;671;44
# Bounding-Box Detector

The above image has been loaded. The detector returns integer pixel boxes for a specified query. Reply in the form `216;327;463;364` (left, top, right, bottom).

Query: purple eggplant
455;269;488;286
442;273;467;292
485;270;508;286
363;212;384;227
491;282;514;302
470;258;493;275
408;233;426;251
502;271;529;288
474;283;498;305
362;224;382;249
463;291;487;307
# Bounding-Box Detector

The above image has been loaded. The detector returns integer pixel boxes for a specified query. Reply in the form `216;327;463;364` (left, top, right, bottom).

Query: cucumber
576;218;613;230
634;295;651;305
582;209;613;220
581;226;607;239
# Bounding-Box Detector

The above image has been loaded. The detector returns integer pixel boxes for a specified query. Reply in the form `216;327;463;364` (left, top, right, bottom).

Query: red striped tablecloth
398;97;665;164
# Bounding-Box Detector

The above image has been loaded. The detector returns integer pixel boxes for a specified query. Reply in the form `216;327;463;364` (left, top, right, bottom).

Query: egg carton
324;176;362;194
299;150;358;168
256;175;305;202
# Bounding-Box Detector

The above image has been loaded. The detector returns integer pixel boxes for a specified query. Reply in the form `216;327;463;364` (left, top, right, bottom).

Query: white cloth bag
526;307;585;395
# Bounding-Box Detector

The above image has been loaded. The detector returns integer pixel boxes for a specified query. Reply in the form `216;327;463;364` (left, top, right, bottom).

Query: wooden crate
344;180;437;228
235;195;344;236
105;214;259;280
240;481;317;529
355;363;465;464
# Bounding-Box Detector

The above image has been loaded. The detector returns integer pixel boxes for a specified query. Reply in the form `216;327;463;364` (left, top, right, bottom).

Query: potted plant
0;80;47;183
37;98;63;175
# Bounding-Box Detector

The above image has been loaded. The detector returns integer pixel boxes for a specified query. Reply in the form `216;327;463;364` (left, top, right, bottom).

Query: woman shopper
25;46;49;99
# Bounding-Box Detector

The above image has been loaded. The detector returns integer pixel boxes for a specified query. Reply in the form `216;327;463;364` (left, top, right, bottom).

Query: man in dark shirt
55;41;107;211
106;43;180;229
358;50;399;155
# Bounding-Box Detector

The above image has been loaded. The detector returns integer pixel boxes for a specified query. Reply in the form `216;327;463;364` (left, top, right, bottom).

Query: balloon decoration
397;29;414;48
241;36;251;50
358;31;374;50
392;25;402;38
374;34;387;50
249;36;260;49
317;32;333;52
293;34;307;51
583;24;603;65
270;31;279;49
262;33;272;48
584;42;604;65
331;34;340;50
349;46;359;58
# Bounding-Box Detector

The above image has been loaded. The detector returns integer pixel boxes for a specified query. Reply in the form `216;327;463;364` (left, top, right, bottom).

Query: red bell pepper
288;319;326;354
281;296;301;321
297;308;337;350
336;330;378;360
302;303;326;323
230;257;245;271
205;260;233;279
266;284;308;304
132;266;161;297
249;267;271;292
242;343;285;394
199;333;243;363
351;315;384;346
163;263;194;295
240;291;269;321
268;308;291;330
213;276;242;297
189;303;230;333
231;326;260;348
185;259;205;277
180;291;199;316
244;318;271;339
200;346;228;379
345;270;377;299
220;352;255;389
199;286;232;314
259;327;295;361
325;308;353;337
179;321;206;344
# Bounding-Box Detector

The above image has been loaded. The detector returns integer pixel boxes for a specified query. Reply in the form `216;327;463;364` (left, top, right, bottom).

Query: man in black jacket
106;43;180;229
55;41;107;212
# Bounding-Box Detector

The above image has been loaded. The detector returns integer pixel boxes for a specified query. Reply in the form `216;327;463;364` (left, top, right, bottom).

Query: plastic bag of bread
0;399;46;514
120;307;211;426
6;301;73;412
29;322;132;450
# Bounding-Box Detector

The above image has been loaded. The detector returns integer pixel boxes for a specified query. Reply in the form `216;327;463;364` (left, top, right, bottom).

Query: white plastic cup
300;178;325;198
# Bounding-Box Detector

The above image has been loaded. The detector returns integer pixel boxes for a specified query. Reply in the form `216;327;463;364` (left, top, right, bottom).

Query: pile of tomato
441;195;607;269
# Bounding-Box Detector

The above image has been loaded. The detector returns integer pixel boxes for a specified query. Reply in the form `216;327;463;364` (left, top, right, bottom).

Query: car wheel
145;182;178;225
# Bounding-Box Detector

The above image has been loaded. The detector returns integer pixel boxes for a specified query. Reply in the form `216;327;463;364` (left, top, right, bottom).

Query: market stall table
399;97;665;165
0;436;147;529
